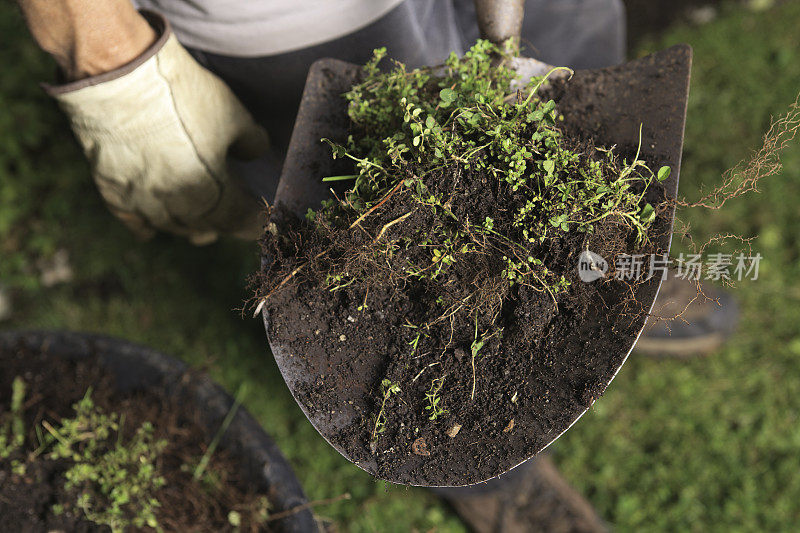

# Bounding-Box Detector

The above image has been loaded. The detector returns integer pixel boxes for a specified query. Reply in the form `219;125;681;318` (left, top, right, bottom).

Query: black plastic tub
0;330;318;533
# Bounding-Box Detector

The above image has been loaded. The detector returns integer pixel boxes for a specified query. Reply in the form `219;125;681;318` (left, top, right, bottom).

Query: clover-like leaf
439;88;456;106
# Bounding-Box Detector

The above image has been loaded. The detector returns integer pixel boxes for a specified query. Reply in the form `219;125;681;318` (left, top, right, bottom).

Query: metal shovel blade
262;45;692;486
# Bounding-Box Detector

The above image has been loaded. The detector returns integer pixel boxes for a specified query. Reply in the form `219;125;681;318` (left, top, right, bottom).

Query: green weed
424;377;448;421
45;391;167;532
372;379;401;442
317;40;666;298
1;377;29;475
0;376;27;458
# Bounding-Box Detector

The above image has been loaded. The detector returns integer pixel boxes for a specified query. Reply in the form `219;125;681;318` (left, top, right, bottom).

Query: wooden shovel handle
473;0;525;44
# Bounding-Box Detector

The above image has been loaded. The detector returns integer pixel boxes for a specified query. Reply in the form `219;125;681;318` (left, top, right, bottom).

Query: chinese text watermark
578;251;762;282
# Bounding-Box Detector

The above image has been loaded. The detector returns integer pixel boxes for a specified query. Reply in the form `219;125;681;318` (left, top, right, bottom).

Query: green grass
553;2;800;531
1;1;800;531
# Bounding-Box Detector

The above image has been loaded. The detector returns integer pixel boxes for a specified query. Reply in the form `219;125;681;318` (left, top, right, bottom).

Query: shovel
261;0;691;487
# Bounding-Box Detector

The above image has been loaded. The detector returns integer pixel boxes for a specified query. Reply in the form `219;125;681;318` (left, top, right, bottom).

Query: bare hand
17;0;156;81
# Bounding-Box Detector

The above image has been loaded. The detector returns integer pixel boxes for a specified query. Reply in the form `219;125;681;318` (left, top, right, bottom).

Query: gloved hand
44;11;268;244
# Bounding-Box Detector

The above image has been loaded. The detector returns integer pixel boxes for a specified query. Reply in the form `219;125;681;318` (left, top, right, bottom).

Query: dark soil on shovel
265;245;647;485
266;186;665;488
259;44;686;486
0;343;279;531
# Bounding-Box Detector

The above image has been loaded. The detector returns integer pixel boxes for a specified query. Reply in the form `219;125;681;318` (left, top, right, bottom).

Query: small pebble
339;334;347;342
412;437;430;456
446;424;462;438
37;249;73;287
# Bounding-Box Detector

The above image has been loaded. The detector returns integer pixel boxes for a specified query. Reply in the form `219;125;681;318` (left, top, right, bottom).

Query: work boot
635;274;738;357
435;455;608;533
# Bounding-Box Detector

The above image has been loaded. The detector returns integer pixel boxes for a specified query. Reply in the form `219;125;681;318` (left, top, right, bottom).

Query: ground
1;1;799;531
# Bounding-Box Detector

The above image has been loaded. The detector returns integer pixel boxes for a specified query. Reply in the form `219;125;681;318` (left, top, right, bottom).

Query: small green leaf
640;203;656;224
471;340;485;356
527;110;544;122
439;88;456;106
322;174;358;182
657;166;671;182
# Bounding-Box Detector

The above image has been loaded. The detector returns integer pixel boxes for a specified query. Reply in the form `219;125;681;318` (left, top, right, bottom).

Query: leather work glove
44;11;268;244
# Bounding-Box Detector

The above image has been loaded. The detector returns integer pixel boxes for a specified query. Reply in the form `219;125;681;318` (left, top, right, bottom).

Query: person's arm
15;1;269;244
17;0;156;81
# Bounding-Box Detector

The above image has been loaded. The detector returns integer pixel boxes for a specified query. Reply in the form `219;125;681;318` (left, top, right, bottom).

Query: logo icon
578;250;608;282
